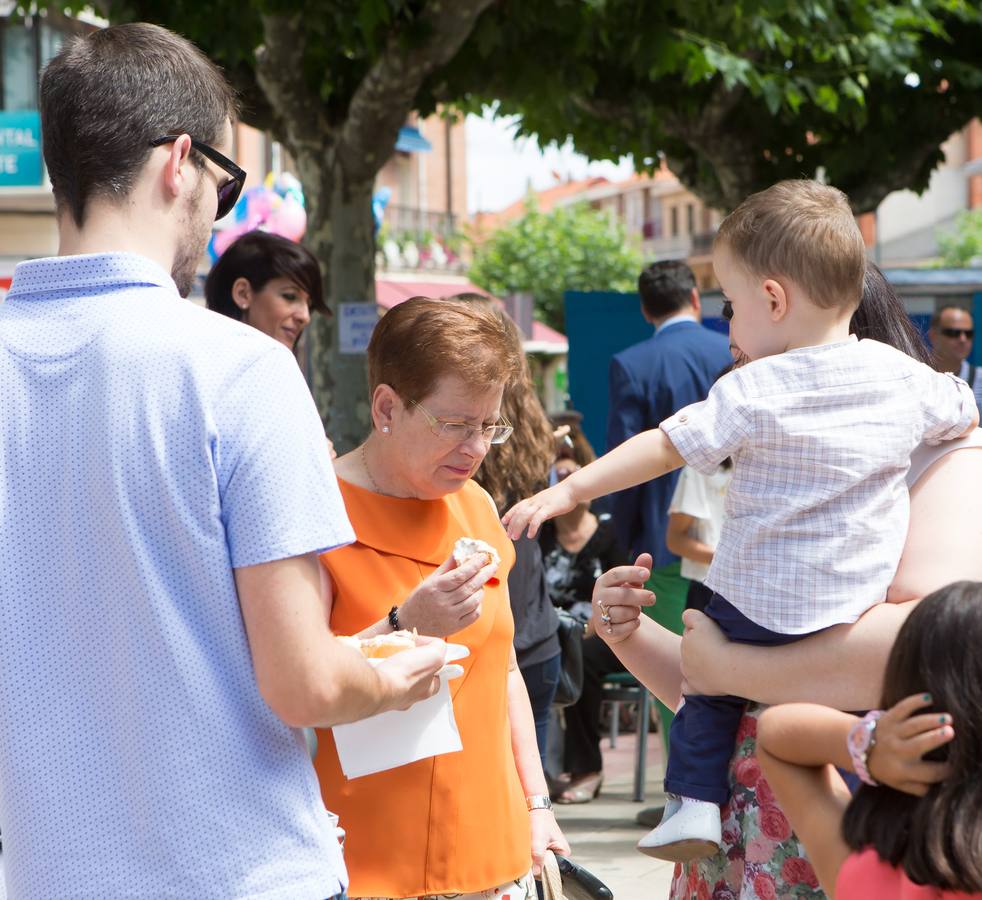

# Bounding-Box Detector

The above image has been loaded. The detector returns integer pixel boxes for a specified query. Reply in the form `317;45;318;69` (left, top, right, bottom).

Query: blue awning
395;125;432;154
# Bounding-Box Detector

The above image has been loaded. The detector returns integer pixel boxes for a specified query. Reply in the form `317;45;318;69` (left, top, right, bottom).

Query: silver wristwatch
526;794;553;811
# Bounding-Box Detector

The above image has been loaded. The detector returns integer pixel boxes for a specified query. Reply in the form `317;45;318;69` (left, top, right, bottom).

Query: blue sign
0;111;43;187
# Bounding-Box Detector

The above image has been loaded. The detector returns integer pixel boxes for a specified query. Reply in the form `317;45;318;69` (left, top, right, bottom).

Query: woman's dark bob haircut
842;581;982;892
205;231;326;321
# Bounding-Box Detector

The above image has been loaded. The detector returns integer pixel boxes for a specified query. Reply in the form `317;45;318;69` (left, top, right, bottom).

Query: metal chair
601;672;653;802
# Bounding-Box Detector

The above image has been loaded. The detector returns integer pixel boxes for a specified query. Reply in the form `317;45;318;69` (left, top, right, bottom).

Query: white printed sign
338;302;379;354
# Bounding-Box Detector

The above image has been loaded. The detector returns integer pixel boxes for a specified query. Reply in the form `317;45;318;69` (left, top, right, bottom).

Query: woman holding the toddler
594;267;982;899
505;179;982;897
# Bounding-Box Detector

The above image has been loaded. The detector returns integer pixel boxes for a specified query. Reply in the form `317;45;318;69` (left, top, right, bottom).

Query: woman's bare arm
681;448;982;710
592;555;684;709
681;602;913;709
665;512;714;566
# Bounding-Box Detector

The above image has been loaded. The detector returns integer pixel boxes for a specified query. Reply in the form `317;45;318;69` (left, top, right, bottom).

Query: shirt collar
654;311;698;333
7;252;179;300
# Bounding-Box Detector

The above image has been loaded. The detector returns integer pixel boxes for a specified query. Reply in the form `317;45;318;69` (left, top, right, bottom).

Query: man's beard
171;177;211;298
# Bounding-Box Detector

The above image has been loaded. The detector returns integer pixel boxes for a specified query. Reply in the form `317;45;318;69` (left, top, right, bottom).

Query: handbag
538;851;614;900
552;610;584;708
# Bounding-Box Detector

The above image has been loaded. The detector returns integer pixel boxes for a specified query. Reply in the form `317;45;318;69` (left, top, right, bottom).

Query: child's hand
867;692;954;796
502;482;577;540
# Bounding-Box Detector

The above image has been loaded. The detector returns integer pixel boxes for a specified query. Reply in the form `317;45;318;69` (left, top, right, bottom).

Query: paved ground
553;727;678;900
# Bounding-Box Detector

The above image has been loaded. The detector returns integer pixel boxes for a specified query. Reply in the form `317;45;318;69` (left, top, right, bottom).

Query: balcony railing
385;204;458;241
640;229;717;260
377;205;465;273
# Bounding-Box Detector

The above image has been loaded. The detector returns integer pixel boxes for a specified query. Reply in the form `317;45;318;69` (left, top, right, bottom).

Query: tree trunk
299;150;378;455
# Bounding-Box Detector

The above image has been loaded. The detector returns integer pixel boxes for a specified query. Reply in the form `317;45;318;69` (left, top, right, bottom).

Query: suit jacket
606;319;732;566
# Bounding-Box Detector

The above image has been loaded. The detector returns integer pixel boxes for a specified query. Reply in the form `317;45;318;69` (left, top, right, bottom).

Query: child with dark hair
756;580;982;898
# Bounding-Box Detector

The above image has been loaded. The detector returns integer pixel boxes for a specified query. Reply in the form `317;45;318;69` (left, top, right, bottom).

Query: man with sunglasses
0;22;445;900
929;304;982;414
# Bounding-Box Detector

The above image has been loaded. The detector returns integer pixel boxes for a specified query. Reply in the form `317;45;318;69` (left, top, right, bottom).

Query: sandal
555;772;603;804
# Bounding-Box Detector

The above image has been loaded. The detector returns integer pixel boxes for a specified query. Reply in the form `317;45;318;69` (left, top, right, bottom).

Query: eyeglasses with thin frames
149;135;247;221
409;399;513;445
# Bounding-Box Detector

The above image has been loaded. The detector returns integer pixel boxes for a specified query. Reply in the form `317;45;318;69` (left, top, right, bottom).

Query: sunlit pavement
553;726;678;900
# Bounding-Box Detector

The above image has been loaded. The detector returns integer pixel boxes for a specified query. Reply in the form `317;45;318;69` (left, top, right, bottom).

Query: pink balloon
213;225;249;257
265;199;307;241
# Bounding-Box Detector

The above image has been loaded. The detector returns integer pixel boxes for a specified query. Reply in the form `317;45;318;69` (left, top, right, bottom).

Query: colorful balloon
210;172;308;260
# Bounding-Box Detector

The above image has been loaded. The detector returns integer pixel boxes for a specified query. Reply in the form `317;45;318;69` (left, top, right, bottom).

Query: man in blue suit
606;260;731;753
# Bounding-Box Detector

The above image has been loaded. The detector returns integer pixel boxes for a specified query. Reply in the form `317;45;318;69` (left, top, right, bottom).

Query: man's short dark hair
40;22;238;226
930;304;972;329
637;260;697;319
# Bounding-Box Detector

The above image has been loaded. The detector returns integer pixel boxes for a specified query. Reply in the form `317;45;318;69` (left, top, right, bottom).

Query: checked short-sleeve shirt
0;254;353;899
661;337;976;634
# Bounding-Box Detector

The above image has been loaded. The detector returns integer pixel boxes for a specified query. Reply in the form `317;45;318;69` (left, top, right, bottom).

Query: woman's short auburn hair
367;297;522;402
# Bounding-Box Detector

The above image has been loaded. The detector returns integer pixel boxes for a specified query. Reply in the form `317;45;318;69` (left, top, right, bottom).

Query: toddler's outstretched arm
503;427;684;539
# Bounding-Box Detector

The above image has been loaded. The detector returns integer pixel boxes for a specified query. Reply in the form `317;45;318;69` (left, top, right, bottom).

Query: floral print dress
669;703;826;900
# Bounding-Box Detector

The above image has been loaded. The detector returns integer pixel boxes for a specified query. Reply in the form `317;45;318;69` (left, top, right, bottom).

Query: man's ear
689;287;702;317
763;278;788;322
161;134;194;202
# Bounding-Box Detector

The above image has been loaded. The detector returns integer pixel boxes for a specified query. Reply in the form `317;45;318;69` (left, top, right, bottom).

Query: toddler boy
504;180;978;861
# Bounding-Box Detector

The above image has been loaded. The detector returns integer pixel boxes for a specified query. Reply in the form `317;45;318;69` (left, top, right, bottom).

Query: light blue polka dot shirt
0;253;354;899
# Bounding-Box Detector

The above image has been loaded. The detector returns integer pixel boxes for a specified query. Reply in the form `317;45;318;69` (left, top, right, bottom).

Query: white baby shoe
636;795;721;862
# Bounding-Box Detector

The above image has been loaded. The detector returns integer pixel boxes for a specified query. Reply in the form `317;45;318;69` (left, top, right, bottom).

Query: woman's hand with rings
591;553;654;644
398;552;497;638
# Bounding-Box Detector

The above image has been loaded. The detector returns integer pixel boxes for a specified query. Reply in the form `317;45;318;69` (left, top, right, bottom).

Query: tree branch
255;14;333;160
337;0;495;183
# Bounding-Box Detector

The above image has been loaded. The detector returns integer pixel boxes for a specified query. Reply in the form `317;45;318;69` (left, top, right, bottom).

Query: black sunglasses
940;327;974;340
149;135;247;220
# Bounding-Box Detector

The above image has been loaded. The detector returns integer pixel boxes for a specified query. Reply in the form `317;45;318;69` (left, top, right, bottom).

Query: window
2;20;37;111
670;206;679;238
1;15;73;111
686;203;695;236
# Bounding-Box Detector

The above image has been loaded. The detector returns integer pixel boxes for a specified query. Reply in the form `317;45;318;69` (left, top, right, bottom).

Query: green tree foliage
938;210;982;267
443;1;982;213
35;0;982;446
469;200;642;332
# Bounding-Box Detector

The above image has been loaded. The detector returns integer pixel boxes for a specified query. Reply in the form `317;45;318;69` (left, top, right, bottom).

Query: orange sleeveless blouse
314;478;530;899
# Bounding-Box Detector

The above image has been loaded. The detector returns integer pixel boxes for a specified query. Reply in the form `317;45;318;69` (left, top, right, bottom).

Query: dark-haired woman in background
205;230;327;351
539;423;628;804
206;231;334;456
456;294;562;768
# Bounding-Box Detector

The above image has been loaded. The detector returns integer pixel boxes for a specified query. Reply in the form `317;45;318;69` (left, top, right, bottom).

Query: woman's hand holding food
592;554;654;645
867;692;954;796
398;553;497;638
502;482;577;540
529;808;571;876
372;636;447;712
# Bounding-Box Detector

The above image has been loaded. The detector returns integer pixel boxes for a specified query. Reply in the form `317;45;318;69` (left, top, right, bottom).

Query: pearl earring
382;426;390;433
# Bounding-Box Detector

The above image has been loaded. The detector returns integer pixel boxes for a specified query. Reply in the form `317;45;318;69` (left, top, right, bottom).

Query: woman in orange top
755;581;982;899
314;298;569;900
